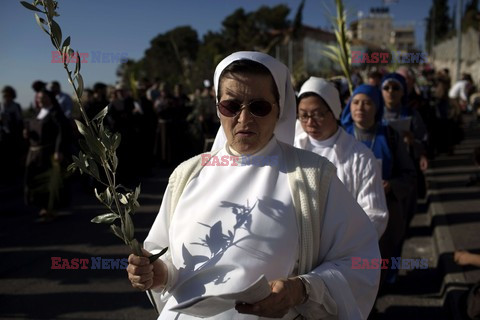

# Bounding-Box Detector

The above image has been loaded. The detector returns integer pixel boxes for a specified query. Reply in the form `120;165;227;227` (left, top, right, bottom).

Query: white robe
295;125;388;238
145;138;380;319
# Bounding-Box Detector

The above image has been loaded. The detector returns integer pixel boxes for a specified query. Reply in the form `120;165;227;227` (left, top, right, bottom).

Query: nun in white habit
127;52;380;320
294;77;388;238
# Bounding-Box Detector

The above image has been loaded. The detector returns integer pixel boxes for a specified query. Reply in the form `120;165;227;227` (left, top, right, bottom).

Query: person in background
49;81;73;119
381;73;428;224
24;89;71;221
341;84;416;285
0;86;24;180
30;80;46;112
367;70;383;88
295;76;388;238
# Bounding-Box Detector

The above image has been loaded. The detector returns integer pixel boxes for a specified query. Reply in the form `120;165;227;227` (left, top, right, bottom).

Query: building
350;7;393;48
349;7;416;51
391;25;416;52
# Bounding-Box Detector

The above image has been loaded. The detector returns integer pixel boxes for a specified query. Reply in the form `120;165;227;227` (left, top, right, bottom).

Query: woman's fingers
127;253;155;290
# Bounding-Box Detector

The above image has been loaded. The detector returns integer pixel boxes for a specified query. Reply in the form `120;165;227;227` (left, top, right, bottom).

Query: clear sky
1;0;458;109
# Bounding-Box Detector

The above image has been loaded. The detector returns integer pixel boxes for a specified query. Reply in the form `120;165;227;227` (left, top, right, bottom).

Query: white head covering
298;76;342;120
210;51;296;151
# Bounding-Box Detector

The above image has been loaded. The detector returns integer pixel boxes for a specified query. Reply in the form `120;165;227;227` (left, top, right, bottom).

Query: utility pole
456;0;463;81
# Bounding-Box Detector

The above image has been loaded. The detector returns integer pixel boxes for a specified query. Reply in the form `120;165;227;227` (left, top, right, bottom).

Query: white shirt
145;137;380;319
448;80;469;101
295;125;388;238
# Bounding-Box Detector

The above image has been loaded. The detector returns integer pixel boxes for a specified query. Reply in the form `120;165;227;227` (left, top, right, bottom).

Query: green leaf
62;36;70;48
106;188;113;206
93;106;108;122
87;158;100;181
76;73;84;98
112;154;118;172
50;19;62;48
112;132;121;151
110;224;125;242
74;51;81;76
67;162;77;173
91;213;119;224
34;13;50;35
84;133;105;159
62;45;69;62
122;212;134;241
134;184;141;200
119;194;128;205
94;188;104;202
72;154;87;174
148;247;168;263
74;119;88;136
20;1;43;12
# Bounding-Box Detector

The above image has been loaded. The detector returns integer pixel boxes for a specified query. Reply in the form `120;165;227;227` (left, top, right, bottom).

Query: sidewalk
0;167;173;319
374;114;480;319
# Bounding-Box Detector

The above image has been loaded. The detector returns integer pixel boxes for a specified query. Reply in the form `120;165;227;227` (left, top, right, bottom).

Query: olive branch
20;0;166;313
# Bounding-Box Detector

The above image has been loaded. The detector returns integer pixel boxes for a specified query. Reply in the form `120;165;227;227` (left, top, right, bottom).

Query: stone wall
431;28;480;84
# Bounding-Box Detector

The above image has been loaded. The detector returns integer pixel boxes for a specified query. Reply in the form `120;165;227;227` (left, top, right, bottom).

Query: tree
425;0;452;53
121;5;294;91
462;0;479;31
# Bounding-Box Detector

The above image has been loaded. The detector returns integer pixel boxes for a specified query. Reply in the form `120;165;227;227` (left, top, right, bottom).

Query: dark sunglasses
382;85;401;91
217;99;274;117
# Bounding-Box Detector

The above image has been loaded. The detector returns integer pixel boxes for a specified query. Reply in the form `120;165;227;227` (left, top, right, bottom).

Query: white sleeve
448;81;462;99
143;183;179;309
296;176;381;319
356;155;389;238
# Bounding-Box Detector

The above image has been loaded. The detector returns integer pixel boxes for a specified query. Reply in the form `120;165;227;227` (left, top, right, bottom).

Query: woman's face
218;73;279;154
298;95;337;141
382;80;404;109
36;92;52;109
350;93;376;129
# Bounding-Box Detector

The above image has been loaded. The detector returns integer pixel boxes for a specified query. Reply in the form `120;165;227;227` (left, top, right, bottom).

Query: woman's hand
127;250;168;291
235;277;305;318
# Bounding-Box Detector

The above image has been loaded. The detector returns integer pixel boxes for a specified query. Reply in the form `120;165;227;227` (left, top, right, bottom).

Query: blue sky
1;0;459;109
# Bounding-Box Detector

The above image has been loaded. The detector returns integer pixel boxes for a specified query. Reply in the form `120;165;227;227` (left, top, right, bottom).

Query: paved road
1;115;479;320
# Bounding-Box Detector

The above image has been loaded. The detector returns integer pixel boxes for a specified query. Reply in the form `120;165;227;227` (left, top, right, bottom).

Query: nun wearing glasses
127;52;380;320
294;77;388;239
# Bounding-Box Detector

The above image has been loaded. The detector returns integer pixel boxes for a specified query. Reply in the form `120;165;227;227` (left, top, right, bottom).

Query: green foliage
118;4;295;92
462;0;479;32
322;0;353;95
425;0;452;53
21;0;164;313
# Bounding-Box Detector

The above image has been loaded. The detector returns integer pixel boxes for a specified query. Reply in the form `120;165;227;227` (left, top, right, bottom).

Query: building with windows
349;7;416;51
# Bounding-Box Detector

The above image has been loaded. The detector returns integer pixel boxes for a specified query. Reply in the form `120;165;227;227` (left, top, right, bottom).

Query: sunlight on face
219;73;279;154
350;93;376;129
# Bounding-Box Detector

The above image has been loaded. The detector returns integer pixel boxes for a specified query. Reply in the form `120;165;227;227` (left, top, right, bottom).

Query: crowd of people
1;51;479;318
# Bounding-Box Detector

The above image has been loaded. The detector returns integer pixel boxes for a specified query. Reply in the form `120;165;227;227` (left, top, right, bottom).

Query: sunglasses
382;85;401;91
217;99;274;117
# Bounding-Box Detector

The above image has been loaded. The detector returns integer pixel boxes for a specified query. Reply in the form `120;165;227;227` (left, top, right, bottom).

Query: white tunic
145;138;380;319
295;126;388;238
